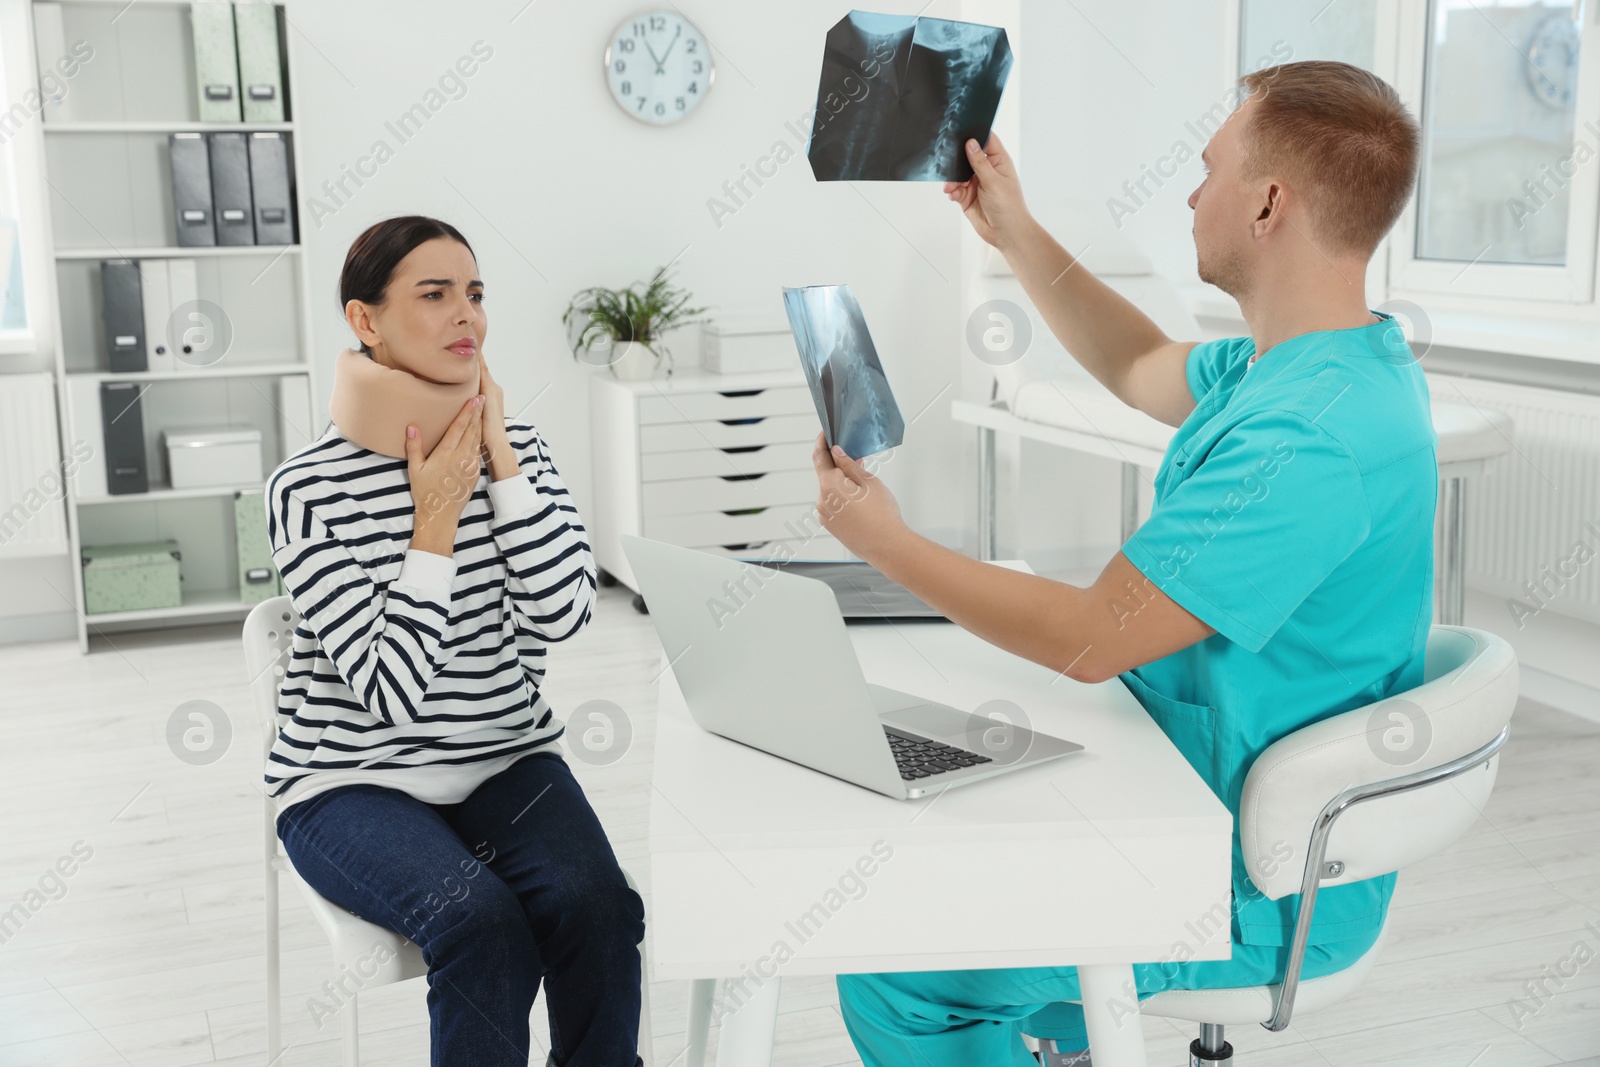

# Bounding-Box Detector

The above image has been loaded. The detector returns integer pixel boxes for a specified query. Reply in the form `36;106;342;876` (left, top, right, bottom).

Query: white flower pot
608;341;659;381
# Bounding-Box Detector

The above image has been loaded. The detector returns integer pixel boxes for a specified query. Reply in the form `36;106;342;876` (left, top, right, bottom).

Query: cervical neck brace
328;347;481;459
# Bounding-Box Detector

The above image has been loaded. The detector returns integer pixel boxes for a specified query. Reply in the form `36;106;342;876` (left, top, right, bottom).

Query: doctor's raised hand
811;431;907;564
943;133;1031;251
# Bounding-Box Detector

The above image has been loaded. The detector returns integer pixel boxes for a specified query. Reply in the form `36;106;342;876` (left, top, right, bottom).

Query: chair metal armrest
1266;724;1509;1031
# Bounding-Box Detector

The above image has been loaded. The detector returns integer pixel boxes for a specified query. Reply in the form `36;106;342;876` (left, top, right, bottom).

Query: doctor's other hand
812;431;907;563
943;133;1029;252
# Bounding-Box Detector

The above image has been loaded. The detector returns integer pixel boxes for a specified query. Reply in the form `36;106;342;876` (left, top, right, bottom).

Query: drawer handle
719;417;766;426
721;473;767;482
718;389;765;398
724;507;768;516
720;445;766;454
722;541;771;550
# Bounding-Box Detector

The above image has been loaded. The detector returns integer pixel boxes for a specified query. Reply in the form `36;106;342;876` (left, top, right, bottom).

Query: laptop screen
730;558;943;620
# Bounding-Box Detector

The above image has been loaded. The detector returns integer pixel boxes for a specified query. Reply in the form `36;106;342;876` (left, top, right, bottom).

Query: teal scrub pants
836;924;1382;1066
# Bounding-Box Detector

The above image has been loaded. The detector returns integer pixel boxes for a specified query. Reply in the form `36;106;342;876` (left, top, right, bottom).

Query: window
1239;0;1600;311
0;16;30;336
1394;0;1600;304
1416;1;1585;267
1238;0;1382;74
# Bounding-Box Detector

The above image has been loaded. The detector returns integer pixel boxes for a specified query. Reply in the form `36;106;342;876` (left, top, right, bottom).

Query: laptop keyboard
886;728;993;780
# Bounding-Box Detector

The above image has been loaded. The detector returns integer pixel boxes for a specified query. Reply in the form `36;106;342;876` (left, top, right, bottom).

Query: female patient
264;215;644;1066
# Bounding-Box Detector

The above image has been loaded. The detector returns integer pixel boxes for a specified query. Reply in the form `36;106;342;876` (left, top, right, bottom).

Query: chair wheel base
1189;1037;1234;1066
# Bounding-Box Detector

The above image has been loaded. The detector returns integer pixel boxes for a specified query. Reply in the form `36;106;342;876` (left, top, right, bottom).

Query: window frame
0;0;47;354
1386;0;1600;307
1231;0;1600;322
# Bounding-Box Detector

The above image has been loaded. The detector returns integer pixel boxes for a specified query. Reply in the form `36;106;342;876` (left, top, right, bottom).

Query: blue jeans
276;750;645;1067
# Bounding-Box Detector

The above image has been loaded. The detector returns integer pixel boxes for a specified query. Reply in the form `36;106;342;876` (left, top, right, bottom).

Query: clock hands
609;13;711;122
654;25;682;74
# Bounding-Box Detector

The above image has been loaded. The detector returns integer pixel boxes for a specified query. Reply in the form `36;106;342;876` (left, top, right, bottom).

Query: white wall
1004;0;1230;573
288;0;973;543
1020;0;1230;289
0;0;1244;637
0;0;1012;640
6;0;1438;638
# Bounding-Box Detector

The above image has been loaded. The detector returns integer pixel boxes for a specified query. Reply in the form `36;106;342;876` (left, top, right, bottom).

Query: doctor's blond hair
1237;60;1420;258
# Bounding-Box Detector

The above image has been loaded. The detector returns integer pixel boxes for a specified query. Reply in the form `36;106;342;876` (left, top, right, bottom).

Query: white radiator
0;373;70;560
1428;374;1600;627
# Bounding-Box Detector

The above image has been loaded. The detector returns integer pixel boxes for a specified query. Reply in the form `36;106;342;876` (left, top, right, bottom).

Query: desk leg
1077;963;1148;1067
1438;475;1465;626
714;977;780;1067
685;979;715;1067
1120;462;1140;545
977;425;996;561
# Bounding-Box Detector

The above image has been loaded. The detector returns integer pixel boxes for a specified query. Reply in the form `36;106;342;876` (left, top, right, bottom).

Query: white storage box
163;426;263;489
700;314;797;374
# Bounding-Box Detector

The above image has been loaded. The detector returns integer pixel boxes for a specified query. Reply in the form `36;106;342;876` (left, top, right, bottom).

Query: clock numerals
607;11;714;124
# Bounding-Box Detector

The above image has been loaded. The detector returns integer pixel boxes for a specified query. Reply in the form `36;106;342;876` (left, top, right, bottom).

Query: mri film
782;284;905;459
806;10;1013;182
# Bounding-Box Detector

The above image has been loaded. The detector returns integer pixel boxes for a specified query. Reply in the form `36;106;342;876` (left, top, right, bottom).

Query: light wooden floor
2;584;1598;1066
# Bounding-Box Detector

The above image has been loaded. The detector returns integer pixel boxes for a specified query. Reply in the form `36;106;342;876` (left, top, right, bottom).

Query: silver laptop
620;535;1084;800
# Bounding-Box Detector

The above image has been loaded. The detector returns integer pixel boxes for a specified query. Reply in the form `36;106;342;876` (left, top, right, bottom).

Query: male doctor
810;60;1436;1065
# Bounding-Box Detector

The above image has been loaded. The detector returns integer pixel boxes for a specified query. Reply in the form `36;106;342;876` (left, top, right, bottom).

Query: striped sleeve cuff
488;472;541;519
396;547;456;602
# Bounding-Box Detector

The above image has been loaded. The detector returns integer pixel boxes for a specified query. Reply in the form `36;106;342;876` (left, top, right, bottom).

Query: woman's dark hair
339;215;475;356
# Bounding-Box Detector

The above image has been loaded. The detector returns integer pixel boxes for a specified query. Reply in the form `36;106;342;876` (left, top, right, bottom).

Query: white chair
1031;624;1518;1065
244;596;654;1067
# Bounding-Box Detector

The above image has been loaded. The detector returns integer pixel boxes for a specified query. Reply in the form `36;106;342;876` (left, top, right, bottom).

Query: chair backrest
967;199;1203;409
243;595;300;761
1240;625;1518;899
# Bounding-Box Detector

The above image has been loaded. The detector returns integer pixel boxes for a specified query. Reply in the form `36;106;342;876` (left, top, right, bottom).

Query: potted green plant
563;265;709;381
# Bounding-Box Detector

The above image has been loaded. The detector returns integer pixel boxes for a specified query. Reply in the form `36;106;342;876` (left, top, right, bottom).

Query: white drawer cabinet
589;369;852;609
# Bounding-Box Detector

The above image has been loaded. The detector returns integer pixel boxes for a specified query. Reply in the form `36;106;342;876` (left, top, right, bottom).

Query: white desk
646;566;1235;1067
949;391;1514;628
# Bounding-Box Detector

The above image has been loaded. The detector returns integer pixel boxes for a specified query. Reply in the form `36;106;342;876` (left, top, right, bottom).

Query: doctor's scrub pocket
1120;669;1229;802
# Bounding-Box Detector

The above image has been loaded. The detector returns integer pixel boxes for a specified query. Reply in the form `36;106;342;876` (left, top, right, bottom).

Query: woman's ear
345;299;382;351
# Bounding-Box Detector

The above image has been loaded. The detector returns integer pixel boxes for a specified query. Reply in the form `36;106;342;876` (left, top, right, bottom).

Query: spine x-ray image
806;10;1012;182
783;284;905;459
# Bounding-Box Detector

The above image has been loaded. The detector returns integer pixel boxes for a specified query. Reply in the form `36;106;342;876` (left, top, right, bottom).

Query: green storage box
82;540;183;614
234;490;284;604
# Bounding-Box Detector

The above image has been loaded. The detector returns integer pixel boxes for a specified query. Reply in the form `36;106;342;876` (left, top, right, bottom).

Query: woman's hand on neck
476;351;518;483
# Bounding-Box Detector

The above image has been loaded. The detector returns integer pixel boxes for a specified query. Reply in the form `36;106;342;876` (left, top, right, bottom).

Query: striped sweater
263;418;596;814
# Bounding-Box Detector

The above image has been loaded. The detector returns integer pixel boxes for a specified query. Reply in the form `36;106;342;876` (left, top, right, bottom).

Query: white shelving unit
28;0;320;652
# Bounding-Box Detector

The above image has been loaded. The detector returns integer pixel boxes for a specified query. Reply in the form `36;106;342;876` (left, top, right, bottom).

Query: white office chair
244;596;654;1067
1032;624;1518;1066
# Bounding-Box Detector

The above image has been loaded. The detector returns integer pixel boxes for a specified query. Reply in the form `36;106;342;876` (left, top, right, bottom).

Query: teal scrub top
1119;314;1437;948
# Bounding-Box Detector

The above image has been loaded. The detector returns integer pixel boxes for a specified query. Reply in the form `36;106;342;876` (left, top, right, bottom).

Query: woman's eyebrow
412;278;484;288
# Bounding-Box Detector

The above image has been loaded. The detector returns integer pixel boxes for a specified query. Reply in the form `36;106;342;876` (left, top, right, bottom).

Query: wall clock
604;10;715;125
1525;11;1579;110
